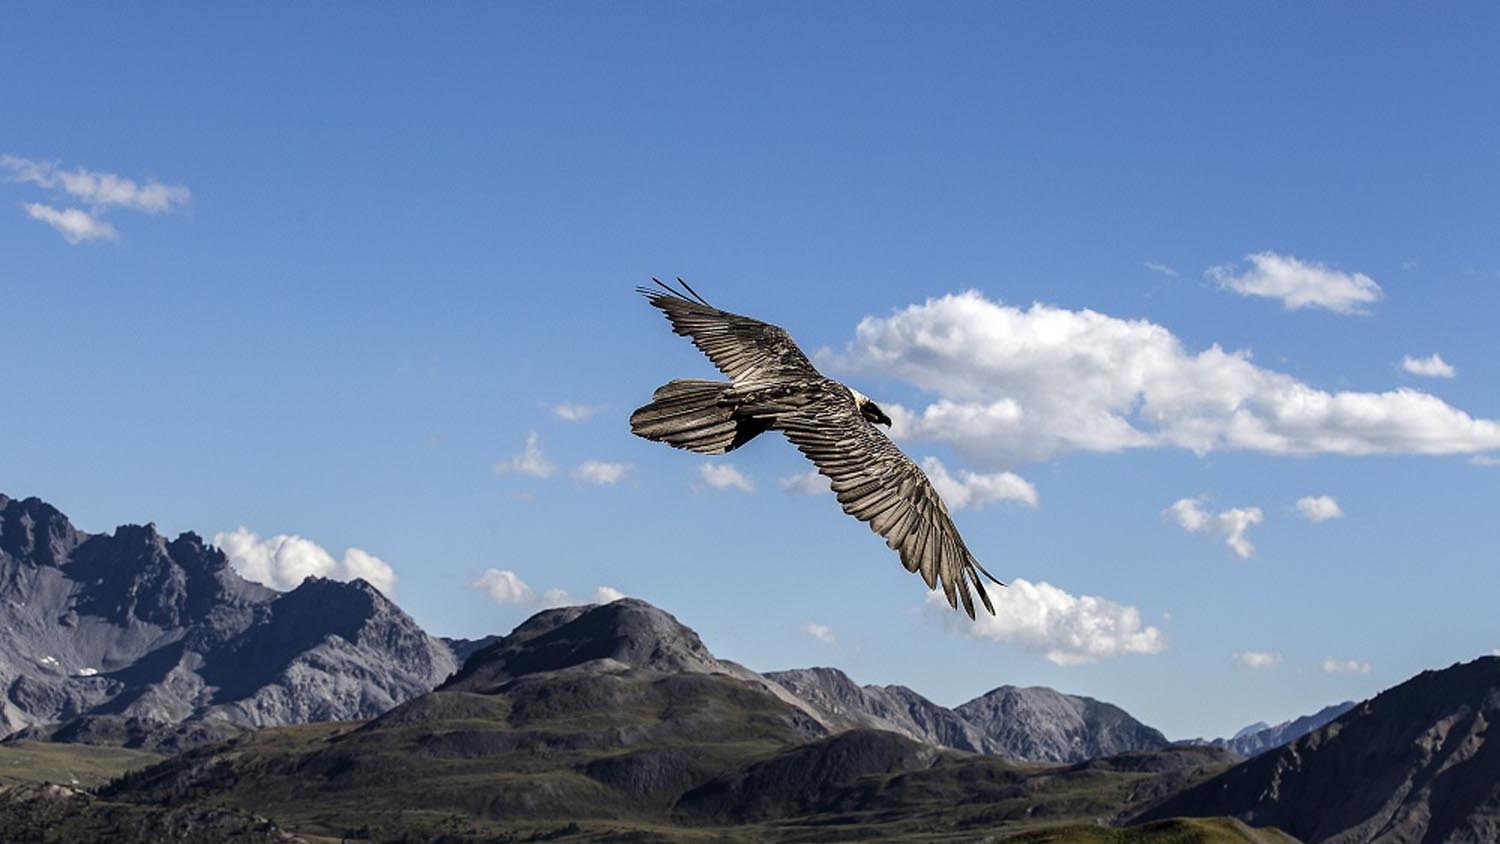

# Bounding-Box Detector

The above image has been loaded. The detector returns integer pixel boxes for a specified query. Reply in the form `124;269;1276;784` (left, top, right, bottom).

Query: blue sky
4;4;1498;740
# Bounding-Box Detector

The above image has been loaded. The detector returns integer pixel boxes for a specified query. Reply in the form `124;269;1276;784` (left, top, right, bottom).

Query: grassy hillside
0;741;162;788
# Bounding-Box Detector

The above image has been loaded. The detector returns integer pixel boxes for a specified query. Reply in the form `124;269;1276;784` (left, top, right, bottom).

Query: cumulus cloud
1144;261;1178;277
471;568;535;604
780;469;831;496
22;203;118;243
552;403;599;421
1320;657;1373;674
573;460;632;485
214;527;398;596
1402;354;1456;379
832;291;1500;464
921;457;1038;509
934;578;1165;666
1233;650;1283;669
801;622;836;644
495;431;556;478
2;154;190;213
697;463;754;493
593;585;627;603
1207;251;1382;314
1165;498;1263;559
471;571;626;608
1295;495;1344;523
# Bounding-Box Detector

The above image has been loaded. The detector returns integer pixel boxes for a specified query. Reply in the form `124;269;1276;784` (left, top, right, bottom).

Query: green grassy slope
0;740;162;788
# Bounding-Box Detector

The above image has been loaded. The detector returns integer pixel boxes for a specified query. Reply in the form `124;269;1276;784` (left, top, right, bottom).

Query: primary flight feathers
630;278;1003;618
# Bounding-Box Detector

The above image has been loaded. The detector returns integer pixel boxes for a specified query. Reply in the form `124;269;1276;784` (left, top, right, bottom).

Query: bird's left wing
639;280;819;382
773;388;1003;618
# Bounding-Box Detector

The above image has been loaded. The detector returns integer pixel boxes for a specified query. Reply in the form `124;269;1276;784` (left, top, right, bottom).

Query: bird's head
850;388;893;428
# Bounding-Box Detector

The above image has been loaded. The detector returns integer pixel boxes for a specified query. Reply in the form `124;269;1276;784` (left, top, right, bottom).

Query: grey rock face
765;667;998;753
955;685;1169;763
1137;656;1500;844
0;494;456;746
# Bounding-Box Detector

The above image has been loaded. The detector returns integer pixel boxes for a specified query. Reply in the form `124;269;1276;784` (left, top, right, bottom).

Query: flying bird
630;278;1003;618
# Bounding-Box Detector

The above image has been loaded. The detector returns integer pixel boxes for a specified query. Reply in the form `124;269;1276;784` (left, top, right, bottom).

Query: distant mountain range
0;494;455;749
0;492;1342;763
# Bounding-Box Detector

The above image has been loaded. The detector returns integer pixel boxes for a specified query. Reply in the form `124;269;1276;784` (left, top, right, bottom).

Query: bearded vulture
630;278;1003;618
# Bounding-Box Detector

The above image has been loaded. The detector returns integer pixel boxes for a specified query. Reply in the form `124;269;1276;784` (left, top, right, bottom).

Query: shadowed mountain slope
1137;656;1500;843
766;666;1001;753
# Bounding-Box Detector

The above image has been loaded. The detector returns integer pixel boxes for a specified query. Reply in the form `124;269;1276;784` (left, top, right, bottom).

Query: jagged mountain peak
0;494;86;568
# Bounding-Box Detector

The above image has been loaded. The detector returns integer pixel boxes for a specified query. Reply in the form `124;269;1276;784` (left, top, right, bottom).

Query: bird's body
630;279;1003;618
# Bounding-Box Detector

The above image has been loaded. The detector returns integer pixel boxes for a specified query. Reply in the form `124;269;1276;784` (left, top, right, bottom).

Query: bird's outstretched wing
774;388;1003;619
639;278;819;383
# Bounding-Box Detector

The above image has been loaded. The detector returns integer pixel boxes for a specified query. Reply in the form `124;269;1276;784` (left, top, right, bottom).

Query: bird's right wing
639;279;820;382
774;388;1002;619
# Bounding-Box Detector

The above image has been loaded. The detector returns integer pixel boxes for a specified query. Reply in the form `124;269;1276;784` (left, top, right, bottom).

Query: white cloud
1144;261;1179;277
473;572;625;608
698;463;754;493
495;431;556;478
832;291;1500;463
1207;251;1382;315
934;578;1165;666
214;527;398;596
22;203;117;243
1489;648;1500;657
1320;657;1373;674
801;621;836;644
780;469;831;496
1165;498;1263;559
552;403;599;421
1295;495;1344;523
2;154;190;214
593;585;626;603
573;460;631;485
471;568;535;605
1233;650;1283;669
540;587;573;608
1471;455;1500;467
921;456;1038;509
1402;354;1456;379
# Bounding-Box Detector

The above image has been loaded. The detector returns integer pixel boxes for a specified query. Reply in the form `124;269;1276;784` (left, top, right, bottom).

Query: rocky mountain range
1138;655;1500;843
0;494;455;749
1210;700;1356;758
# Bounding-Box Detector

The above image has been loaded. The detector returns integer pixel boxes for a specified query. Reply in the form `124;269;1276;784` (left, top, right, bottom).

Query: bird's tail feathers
630;379;766;455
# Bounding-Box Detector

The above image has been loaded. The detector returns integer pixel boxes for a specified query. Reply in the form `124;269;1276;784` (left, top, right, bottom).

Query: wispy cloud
780;469;831;496
1144;261;1179;277
1207;251;1382;315
1233;650;1283;669
921;457;1038;509
1472;455;1500;467
495;431;556;478
3;154;190;244
697;463;754;493
573;460;632;485
2;154;190;213
214;527;398;596
1402;353;1455;379
833;291;1500;463
22;203;117;244
1295;495;1343;523
552;403;600;422
801;621;836;644
1165;497;1263;559
1320;657;1373;674
934;578;1165;666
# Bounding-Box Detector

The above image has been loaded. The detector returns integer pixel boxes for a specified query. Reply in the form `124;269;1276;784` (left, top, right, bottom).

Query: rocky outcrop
1137;656;1500;844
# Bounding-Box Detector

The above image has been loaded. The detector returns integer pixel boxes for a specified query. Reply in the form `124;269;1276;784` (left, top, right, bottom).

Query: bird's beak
876;409;893;427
